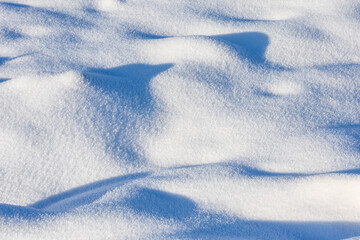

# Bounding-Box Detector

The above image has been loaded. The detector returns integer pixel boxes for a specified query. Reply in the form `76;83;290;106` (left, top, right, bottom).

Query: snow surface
1;0;360;239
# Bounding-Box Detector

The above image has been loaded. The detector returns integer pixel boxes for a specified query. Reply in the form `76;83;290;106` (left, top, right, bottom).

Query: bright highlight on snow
1;0;360;239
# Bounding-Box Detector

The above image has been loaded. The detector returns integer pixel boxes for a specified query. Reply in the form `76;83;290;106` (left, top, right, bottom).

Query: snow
0;0;360;239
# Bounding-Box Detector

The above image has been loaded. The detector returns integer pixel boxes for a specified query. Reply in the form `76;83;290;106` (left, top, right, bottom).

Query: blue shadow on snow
214;32;268;64
126;187;197;220
0;2;93;28
0;78;10;83
327;123;360;153
204;11;271;24
174;216;360;240
0;172;150;220
128;30;168;40
2;165;360;240
28;172;150;212
83;63;173;111
0;53;40;67
213;32;290;71
0;56;11;66
0;204;45;221
1;29;23;40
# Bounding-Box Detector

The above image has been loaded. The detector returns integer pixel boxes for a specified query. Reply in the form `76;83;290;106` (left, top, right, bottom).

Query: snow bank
1;0;360;239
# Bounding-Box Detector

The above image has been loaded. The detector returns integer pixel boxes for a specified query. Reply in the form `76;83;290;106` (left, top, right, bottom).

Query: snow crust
1;0;360;239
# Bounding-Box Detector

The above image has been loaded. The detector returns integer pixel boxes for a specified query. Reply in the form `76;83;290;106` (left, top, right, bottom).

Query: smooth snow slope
0;0;360;239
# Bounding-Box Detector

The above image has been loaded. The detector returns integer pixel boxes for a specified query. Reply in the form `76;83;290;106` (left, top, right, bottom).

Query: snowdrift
1;0;360;239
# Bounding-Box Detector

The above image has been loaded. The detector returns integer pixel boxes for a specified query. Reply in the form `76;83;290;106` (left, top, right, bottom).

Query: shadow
355;4;360;22
0;57;11;66
1;29;23;40
241;165;360;176
204;12;270;24
329;124;360;129
0;204;48;220
0;2;93;28
253;87;279;98
29;172;151;212
327;124;360;152
2;162;360;239
231;165;310;178
314;63;360;73
3;188;360;240
83;63;173;111
0;53;39;67
0;78;10;83
0;2;29;9
126;187;197;220
175;216;360;240
227;161;360;177
82;63;172;167
214;32;269;64
211;32;291;71
172;160;360;179
191;8;274;24
118;184;360;240
128;30;168;40
83;8;100;15
332;168;360;175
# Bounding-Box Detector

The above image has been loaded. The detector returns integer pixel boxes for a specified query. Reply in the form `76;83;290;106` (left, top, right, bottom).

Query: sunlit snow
1;0;360;239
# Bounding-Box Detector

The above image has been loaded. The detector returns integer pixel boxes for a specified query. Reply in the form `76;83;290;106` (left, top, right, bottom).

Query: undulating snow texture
0;0;360;239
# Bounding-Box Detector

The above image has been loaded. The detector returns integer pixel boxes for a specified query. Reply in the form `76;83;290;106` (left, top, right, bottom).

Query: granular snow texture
1;0;360;239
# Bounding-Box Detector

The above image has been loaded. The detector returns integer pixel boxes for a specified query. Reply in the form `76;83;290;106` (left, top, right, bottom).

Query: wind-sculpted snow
0;0;360;239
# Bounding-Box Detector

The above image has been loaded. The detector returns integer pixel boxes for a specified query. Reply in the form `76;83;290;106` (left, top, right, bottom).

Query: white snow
1;0;360;239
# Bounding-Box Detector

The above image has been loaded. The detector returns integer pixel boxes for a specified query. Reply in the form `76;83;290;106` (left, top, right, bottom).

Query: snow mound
1;0;360;239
